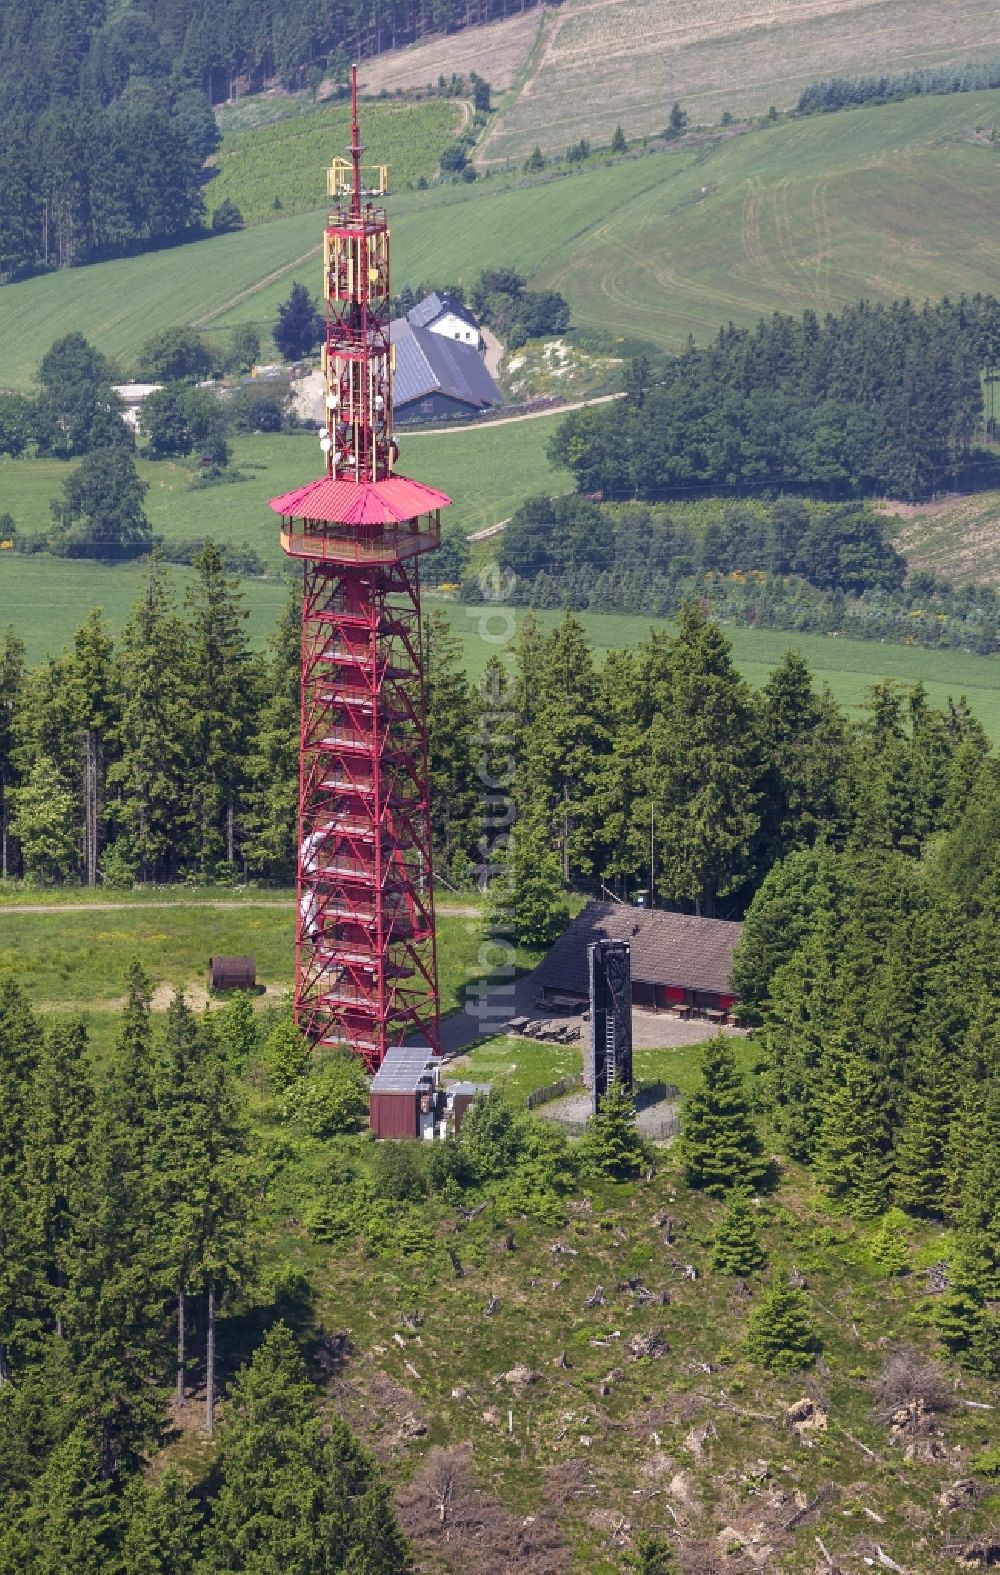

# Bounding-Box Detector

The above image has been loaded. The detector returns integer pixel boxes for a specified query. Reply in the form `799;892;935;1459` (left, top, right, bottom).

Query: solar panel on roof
371;1046;437;1091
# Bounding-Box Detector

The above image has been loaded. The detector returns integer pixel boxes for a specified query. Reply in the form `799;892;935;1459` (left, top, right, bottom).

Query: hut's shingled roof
535;901;743;997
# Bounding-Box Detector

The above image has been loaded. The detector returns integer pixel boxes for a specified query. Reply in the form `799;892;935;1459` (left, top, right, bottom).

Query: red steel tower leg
270;66;450;1071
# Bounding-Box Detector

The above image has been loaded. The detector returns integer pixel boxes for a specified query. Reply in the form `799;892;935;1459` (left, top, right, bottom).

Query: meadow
5;92;1000;382
206;98;460;223
480;0;1000;161
0;897;483;1022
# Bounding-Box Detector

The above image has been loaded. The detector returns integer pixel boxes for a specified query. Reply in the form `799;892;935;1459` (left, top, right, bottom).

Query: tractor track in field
192;245;322;326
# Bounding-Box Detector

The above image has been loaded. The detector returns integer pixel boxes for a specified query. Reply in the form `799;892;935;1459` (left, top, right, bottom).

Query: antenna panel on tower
327;157;388;199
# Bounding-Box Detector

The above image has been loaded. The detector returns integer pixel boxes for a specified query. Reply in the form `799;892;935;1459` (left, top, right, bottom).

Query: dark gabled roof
408;291;481;332
535;902;743;998
391;317;501;411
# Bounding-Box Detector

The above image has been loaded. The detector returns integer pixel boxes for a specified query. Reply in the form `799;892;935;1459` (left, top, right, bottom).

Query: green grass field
5;92;1000;383
0;899;481;1020
0;421;571;663
207;98;460;223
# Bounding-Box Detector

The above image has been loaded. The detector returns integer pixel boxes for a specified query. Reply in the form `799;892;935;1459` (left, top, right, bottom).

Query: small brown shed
369;1046;439;1139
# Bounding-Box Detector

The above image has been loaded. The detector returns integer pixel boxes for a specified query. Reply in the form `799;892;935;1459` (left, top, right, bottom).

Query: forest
2;572;993;919
550;297;1000;504
3;595;1000;1565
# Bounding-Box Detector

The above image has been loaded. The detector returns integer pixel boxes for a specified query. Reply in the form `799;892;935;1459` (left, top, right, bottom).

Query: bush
460;1090;521;1182
262;1016;310;1092
281;1049;368;1135
439;142;467;173
371;1140;427;1202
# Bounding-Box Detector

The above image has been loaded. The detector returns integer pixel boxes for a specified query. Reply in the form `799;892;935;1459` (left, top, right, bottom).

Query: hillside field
4;93;1000;382
480;0;1000;161
207;98;461;224
0;415;569;563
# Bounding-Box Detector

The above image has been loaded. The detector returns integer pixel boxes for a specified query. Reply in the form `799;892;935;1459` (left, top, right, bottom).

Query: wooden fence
526;1072;585;1110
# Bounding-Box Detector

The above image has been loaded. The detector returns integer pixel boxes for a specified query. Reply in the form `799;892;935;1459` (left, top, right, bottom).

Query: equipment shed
369;1046;439;1139
535;902;743;1015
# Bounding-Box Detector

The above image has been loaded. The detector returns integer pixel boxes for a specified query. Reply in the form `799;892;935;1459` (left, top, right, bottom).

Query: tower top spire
349;62;362;219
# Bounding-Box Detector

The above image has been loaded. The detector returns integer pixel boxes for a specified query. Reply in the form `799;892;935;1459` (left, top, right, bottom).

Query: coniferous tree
424;608;480;880
680;1036;766;1196
67;609;118;886
520;613;607;883
17;1421;123;1574
711;1188;766;1274
272;282;324;360
0;628;26;880
644;603;760;914
485;813;569;948
243;585;299;880
215;990;258;1071
23;1018;93;1338
813;1027;890;1217
201;1323;412;1573
122;1467;203;1574
581;1081;649;1180
108;562;191;879
745;1280;818;1372
184;543;255;874
0;982;44;1384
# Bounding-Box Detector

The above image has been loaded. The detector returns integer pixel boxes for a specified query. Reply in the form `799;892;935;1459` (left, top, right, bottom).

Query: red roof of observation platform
269;474;451;526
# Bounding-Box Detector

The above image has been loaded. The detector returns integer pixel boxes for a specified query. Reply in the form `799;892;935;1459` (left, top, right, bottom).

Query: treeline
0;969;411;1567
797;57;1000;116
5;592;989;919
552;297;1000;502
0;0;541;125
0;96;218;277
0;552;299;886
493;493;1000;653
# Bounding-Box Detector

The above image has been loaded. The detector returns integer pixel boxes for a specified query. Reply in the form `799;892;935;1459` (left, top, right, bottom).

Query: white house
407;292;484;352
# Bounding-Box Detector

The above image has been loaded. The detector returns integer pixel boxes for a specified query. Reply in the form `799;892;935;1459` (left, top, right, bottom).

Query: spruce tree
813;1030;889;1217
150;996;253;1431
243;585;299;880
520;613;607;883
581;1081;649;1180
0;627;26;879
201;1323;411;1573
23;1019;93;1337
108;563;192;880
424;608;480;879
745;1280;817;1373
485;814;569;948
680;1036;765;1196
184;543;255;874
123;1466;203;1573
66;609;119;887
711;1188;766;1274
18;1422;123;1573
0;982;43;1384
642;602;760;914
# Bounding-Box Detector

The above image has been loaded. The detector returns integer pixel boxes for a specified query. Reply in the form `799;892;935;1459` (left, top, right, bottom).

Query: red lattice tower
269;67;449;1070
